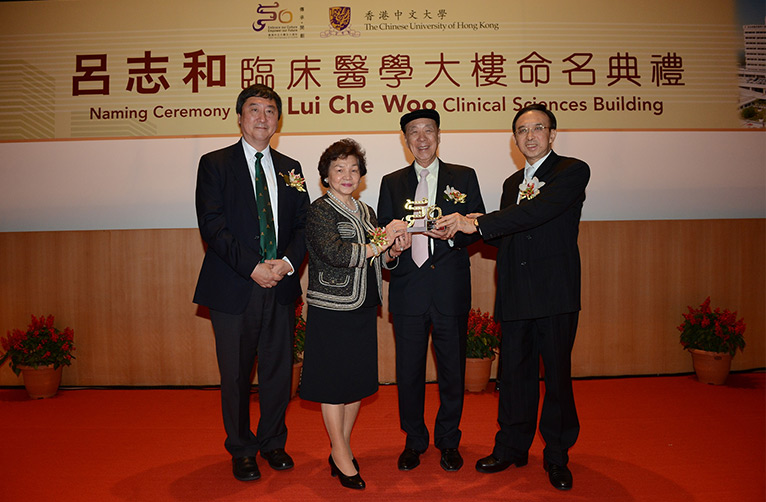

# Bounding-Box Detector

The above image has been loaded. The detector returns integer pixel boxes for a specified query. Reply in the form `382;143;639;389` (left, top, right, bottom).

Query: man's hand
424;225;451;240
437;213;480;238
250;262;282;288
265;259;292;280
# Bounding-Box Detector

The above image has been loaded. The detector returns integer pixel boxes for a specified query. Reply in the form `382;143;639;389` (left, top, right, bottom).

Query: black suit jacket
478;151;590;322
193;140;310;314
377;160;485;316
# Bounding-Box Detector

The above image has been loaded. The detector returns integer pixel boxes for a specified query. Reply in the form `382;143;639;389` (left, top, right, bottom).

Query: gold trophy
404;198;443;233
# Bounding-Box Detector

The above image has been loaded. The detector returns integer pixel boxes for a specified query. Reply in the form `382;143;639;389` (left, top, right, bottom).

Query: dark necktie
254;152;277;261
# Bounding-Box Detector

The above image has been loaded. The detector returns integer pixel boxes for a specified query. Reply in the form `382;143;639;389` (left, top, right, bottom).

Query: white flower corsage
442;185;466;204
517;176;545;204
280;170;306;192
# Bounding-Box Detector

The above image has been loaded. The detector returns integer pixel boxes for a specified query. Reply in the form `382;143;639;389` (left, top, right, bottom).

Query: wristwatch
472;217;481;235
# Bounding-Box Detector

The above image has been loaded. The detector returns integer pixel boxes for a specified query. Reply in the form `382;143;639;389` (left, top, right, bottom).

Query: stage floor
1;373;764;501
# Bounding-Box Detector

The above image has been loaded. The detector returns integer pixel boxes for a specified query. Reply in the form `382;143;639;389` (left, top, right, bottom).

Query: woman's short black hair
318;138;367;188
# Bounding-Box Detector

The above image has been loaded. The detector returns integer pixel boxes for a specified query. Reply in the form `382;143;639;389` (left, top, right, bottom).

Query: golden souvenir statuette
404;198;443;233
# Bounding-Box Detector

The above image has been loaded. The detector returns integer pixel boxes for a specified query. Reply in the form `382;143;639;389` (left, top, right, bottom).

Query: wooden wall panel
0;219;763;386
575;220;764;376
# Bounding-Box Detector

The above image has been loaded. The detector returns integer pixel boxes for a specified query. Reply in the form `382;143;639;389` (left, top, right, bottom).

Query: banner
0;0;742;140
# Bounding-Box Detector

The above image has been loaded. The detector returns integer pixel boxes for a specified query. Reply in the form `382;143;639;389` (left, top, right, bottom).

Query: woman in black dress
300;139;408;490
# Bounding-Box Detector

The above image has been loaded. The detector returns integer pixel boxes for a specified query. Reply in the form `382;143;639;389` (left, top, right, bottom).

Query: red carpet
1;373;764;501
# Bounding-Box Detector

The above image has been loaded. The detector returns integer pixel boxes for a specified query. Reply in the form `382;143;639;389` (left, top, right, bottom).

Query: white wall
1;130;764;232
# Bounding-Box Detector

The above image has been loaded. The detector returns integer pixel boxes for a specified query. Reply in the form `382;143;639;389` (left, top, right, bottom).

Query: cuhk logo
329;6;351;31
321;6;359;37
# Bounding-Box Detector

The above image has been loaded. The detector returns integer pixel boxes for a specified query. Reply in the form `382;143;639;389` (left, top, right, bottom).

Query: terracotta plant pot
465;356;494;392
291;361;303;398
19;364;63;399
688;348;732;385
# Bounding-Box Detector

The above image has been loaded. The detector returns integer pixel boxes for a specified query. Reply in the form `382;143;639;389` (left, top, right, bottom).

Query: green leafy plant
466;308;501;359
0;315;76;375
293;300;306;363
678;297;746;357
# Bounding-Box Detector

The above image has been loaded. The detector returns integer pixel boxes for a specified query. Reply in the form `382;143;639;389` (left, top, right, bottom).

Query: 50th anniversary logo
251;4;360;38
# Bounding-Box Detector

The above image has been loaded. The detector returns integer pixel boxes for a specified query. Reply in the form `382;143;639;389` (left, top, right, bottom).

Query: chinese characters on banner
0;0;740;139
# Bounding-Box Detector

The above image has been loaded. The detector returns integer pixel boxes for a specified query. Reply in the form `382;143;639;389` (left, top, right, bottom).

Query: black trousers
492;312;580;467
393;305;467;451
210;283;294;458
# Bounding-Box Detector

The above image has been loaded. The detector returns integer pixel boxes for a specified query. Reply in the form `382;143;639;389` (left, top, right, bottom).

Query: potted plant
677;297;746;385
0;314;76;398
291;299;306;397
465;308;501;392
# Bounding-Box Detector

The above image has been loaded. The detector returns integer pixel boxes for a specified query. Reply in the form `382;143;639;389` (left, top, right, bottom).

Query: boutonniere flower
442;185;467;204
367;227;388;264
280;169;306;192
517;176;545;204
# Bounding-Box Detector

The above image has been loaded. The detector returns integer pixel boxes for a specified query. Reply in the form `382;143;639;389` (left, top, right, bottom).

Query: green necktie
254;152;277;261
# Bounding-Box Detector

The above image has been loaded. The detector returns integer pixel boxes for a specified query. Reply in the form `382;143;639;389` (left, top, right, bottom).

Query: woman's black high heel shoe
329;455;360;475
329;455;365;490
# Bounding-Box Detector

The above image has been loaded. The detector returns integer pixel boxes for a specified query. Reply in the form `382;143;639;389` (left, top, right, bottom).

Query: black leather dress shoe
261;448;294;470
439;448;464;471
232;456;260;481
475;453;528;473
397;447;425;471
329;455;365;490
543;460;573;490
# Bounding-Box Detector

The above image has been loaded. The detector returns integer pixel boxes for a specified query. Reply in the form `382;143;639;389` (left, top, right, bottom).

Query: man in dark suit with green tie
439;104;590;490
194;84;310;482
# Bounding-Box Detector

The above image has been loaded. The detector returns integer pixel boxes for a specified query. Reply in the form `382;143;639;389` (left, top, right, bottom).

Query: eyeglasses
515;125;548;136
